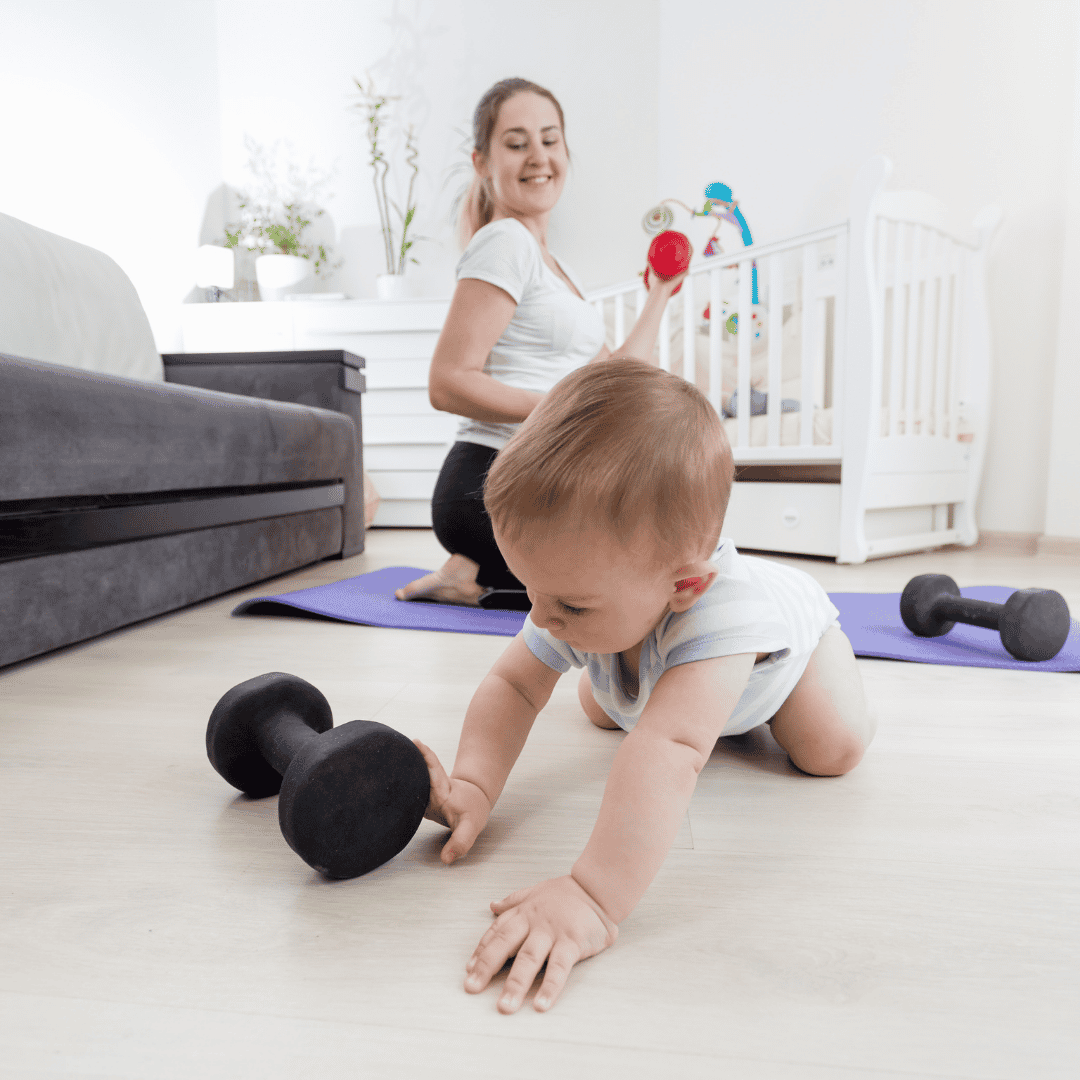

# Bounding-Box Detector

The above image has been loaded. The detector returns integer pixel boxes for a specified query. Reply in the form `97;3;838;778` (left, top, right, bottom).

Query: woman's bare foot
394;553;485;606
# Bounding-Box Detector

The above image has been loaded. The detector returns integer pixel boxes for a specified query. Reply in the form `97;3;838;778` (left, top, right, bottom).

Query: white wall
1046;14;1080;541
2;0;1076;538
0;0;222;352
214;0;659;299
658;0;1079;536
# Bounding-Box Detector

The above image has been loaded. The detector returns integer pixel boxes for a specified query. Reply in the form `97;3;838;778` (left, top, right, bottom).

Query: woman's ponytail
458;173;495;250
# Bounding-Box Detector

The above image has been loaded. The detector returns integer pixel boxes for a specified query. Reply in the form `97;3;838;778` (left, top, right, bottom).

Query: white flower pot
256;254;313;301
375;273;410;300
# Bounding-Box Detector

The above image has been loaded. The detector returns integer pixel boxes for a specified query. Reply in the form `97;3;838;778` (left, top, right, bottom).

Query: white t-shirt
523;540;841;737
454;217;606;451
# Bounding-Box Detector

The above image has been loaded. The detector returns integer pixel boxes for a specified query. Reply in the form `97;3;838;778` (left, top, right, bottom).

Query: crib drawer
724;482;841;557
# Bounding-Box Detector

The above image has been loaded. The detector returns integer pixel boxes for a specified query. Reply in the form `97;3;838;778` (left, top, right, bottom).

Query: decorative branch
354;76;424;276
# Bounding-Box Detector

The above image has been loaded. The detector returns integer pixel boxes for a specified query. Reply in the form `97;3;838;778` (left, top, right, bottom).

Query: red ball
647;230;692;278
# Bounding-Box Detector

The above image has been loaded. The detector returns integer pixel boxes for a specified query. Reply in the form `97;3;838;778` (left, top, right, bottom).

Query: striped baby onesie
523;539;840;736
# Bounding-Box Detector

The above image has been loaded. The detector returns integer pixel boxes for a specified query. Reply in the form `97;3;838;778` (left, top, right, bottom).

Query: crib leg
953;501;979;547
837;502;869;565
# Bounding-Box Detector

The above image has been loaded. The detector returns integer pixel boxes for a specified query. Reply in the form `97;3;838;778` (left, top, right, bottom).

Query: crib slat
813;295;827;408
709;268;723;419
800;244;815;446
593;300;606;348
888;221;906;436
830;233;848;447
658;303;671;372
934;240;953;439
766;254;784;447
614;292;625;346
948;248;967;442
918;228;940;437
737;257;753;449
928;235;946;437
903;226;924;437
683;276;695;387
636;284;646;319
872;217;889;436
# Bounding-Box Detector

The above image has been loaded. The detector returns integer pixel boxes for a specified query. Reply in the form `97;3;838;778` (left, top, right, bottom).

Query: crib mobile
642;182;765;346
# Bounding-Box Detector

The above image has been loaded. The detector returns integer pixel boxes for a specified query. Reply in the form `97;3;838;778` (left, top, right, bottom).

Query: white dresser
180;299;454;527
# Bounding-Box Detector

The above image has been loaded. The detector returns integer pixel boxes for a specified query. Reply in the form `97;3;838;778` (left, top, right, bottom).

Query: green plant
354;77;422;275
223;137;335;275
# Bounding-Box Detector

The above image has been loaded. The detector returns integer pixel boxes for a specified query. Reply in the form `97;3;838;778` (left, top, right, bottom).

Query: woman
396;77;686;608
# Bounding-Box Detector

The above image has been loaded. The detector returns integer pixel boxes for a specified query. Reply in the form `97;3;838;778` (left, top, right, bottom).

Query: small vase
256;254;313;301
375;273;410;300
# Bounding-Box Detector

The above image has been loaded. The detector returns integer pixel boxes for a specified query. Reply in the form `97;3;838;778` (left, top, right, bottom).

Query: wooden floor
1;529;1077;1080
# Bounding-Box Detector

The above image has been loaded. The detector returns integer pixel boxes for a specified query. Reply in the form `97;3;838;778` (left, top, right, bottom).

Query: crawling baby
414;357;873;1014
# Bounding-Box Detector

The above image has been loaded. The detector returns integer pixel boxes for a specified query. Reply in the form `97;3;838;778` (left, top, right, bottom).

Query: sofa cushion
0;212;162;382
1;354;355;502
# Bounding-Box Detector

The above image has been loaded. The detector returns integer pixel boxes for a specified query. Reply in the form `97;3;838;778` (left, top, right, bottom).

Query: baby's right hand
413;740;492;864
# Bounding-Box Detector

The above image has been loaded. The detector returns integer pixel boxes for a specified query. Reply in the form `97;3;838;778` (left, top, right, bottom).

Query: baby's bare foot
395;553;485;606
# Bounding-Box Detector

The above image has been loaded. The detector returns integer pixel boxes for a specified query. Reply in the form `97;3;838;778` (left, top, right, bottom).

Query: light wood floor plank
2;528;1077;1079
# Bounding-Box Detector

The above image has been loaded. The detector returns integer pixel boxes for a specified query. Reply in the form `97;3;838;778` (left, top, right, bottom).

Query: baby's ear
669;563;718;613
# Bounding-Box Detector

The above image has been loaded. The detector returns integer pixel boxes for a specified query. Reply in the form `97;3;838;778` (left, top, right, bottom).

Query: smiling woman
395;79;687;609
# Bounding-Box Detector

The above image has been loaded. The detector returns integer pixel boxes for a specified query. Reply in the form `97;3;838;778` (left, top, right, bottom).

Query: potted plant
224;137;337;301
354;78;422;299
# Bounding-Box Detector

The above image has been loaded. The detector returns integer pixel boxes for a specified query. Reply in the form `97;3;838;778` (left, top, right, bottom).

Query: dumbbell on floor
206;672;430;878
900;574;1071;662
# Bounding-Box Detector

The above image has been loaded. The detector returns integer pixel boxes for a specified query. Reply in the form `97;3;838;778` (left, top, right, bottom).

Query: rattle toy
206;672;429;878
643;230;692;294
642;179;759;304
900;574;1071;663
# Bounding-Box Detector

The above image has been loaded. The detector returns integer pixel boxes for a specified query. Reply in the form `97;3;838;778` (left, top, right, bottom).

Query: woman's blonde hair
484;359;734;567
458;78;568;249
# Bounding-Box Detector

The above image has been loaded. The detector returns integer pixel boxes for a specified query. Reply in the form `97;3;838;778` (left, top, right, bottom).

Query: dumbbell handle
255;709;316;778
933;595;1003;631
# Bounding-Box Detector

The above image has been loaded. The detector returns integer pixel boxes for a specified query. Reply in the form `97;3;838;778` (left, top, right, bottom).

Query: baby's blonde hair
484;358;734;568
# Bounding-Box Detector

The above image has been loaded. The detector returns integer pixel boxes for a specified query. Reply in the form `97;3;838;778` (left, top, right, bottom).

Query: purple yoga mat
234;569;1079;672
233;566;527;637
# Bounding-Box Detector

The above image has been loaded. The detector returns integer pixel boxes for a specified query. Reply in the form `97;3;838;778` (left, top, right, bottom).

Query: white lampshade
195;244;235;289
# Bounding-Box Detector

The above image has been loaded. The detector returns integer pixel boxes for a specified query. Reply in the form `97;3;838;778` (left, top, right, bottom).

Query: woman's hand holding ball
644;230;693;296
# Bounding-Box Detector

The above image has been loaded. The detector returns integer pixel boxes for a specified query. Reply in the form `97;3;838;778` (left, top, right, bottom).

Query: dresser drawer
371;499;433;527
364;358;432;389
367;470;440;500
364;413;460;445
364;388;439;416
723;482;841;557
365;444;451;470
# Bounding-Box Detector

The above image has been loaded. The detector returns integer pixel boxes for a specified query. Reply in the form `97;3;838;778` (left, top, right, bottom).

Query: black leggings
431;441;524;592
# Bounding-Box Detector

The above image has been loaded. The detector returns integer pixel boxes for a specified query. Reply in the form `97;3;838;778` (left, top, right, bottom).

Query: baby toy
206;672;430;878
900;574;1071;662
643;230;693;295
705;297;767;345
642;179;759;305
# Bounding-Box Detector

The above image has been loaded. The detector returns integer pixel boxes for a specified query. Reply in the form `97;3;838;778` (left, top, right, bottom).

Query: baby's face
496;524;679;656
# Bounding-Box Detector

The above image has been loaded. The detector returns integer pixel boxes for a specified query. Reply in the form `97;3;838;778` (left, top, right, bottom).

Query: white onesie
454;217;606;451
523;540;841;736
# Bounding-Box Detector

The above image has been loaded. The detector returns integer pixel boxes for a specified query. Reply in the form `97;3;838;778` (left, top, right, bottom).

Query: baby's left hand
464;875;619;1013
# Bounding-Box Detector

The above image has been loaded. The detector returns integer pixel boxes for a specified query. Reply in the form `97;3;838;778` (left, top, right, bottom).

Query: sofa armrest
1;352;364;557
162;350;366;555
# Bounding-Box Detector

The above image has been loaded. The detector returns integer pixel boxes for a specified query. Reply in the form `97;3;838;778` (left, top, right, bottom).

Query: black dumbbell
900;574;1071;662
206;672;430;879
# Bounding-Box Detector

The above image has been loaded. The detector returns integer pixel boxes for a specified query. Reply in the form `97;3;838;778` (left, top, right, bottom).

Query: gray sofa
0;212;363;668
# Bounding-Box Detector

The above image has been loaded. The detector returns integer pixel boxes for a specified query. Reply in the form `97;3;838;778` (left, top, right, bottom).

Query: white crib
587;156;1002;564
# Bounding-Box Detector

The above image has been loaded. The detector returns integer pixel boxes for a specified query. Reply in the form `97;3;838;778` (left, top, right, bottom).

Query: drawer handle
782;507;800;529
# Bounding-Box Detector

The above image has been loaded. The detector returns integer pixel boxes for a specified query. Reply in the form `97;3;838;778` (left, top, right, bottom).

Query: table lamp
195;245;235;302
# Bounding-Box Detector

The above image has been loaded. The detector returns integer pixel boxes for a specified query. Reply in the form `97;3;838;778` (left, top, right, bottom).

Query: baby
413;358;873;1015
